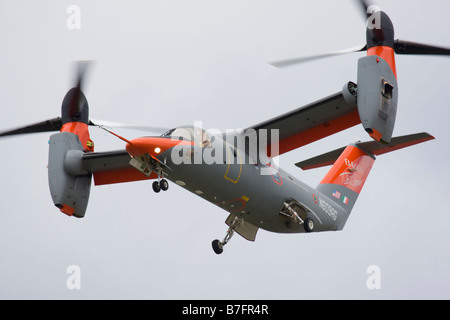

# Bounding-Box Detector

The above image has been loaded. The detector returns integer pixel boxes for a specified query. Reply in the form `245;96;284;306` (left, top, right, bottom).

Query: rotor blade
0;117;63;137
355;0;371;18
394;39;450;56
68;60;92;118
269;44;367;68
75;60;90;90
90;118;170;134
0;117;169;138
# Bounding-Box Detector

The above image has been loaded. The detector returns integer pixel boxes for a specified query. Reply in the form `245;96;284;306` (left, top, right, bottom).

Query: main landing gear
211;234;230;255
152;178;169;193
212;216;243;254
279;200;315;233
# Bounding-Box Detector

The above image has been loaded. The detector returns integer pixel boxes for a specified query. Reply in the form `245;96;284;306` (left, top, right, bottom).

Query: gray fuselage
157;132;349;234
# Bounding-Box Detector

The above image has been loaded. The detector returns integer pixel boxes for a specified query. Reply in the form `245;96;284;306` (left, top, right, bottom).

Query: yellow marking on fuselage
224;144;243;183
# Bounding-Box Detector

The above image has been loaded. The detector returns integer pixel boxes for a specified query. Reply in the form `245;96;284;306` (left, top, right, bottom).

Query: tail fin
296;132;434;211
316;144;375;211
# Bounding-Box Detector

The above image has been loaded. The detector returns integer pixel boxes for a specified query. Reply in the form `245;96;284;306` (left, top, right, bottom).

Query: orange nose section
126;137;192;158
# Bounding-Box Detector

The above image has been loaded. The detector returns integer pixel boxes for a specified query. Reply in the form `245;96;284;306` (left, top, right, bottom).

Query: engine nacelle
357;55;398;143
48;132;91;218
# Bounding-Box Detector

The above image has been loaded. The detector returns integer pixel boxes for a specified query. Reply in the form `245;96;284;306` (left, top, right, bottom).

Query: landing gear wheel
304;217;314;233
160;179;169;191
212;239;223;255
152;181;161;193
212;217;241;254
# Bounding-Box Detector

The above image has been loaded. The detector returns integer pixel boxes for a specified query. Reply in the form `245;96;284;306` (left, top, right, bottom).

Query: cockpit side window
162;126;211;148
161;128;176;137
168;128;194;141
195;127;211;148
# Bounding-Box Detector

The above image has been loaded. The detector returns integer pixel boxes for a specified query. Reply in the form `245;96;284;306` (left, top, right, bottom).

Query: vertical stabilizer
316;144;375;212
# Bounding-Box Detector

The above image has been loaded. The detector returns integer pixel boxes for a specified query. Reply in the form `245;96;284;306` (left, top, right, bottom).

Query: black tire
152;181;161;193
304;217;314;233
160;179;169;191
212;239;223;254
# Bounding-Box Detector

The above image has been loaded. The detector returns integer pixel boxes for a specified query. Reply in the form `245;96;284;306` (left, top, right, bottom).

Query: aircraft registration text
319;198;338;221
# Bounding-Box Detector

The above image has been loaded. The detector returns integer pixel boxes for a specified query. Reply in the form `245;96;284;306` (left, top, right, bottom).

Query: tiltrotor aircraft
1;1;447;253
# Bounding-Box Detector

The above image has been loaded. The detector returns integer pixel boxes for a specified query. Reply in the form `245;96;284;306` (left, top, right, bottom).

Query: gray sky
1;0;450;299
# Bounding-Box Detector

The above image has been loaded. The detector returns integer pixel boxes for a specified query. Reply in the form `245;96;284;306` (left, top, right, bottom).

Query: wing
246;84;360;156
82;150;157;185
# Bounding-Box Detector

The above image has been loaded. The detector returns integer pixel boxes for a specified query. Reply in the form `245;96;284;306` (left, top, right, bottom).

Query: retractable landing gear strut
129;153;170;193
212;216;243;254
151;162;169;193
279;201;315;233
152;176;169;193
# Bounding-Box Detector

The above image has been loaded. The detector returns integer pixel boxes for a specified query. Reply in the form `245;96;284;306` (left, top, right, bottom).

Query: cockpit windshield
161;126;211;148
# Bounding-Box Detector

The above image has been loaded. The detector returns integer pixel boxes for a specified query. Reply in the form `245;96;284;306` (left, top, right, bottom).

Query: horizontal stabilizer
296;132;434;170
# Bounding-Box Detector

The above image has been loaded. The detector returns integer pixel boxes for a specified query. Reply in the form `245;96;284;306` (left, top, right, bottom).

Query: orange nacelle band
367;46;397;79
60;122;94;152
57;204;75;216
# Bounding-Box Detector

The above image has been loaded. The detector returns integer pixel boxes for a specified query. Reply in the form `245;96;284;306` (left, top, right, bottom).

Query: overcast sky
1;0;450;300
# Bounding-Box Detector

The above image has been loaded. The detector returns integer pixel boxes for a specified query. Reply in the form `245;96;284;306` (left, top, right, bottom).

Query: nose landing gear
129;153;170;193
151;162;169;193
152;178;169;193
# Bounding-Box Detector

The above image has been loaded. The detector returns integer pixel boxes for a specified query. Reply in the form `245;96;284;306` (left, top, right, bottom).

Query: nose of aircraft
126;136;190;158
